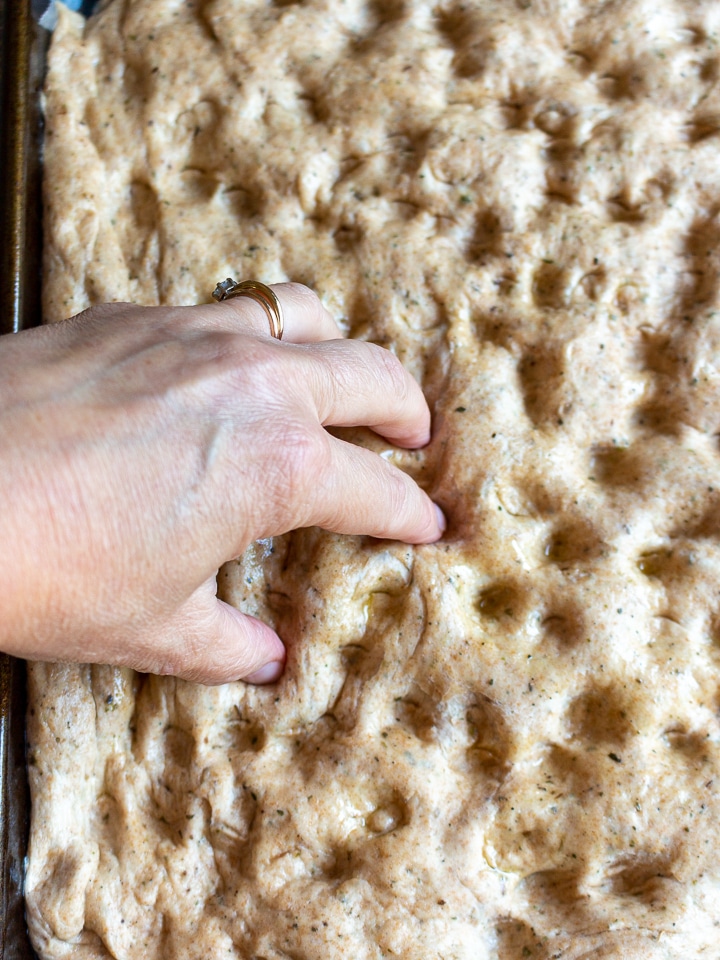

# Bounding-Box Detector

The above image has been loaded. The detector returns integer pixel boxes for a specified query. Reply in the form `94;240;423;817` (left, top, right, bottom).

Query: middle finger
287;338;432;450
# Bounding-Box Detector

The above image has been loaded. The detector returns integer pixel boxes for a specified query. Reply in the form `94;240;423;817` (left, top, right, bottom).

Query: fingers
194;281;343;344
62;288;431;448
272;283;344;342
293;339;432;448
190;285;433;448
152;579;286;685
305;433;445;544
60;285;342;359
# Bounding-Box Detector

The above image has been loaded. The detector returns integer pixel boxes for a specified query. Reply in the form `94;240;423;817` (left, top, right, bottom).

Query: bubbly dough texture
28;0;720;957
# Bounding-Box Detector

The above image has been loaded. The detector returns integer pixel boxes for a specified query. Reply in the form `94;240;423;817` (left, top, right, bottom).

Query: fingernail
245;660;284;685
434;503;447;535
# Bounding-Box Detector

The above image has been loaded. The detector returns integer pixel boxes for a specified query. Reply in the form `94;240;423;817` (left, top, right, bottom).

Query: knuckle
285;283;329;327
130;631;182;678
149;614;229;685
286;282;320;308
279;423;330;482
372;344;411;401
217;336;281;393
260;422;330;522
158;304;204;336
175;659;228;685
216;329;258;369
384;465;433;535
385;464;414;515
75;301;135;323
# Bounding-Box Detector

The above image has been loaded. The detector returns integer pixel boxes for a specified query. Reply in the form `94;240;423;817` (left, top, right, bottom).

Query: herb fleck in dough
28;0;720;957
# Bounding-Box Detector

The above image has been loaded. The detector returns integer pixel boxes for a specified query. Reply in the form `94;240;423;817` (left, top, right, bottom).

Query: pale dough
27;0;720;957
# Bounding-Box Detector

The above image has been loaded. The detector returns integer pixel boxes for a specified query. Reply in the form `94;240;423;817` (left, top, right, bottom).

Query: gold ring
212;278;284;340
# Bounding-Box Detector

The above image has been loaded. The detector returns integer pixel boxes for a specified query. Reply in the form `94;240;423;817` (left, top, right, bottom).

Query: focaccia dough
28;0;720;957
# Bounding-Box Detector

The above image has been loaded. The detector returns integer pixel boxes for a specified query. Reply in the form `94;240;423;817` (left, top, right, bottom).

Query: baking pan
0;0;49;954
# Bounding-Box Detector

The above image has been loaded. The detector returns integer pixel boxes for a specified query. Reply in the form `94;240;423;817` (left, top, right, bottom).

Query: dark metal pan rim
1;0;50;955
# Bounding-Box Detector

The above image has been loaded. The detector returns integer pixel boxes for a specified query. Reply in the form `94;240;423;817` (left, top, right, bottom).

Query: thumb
158;578;286;685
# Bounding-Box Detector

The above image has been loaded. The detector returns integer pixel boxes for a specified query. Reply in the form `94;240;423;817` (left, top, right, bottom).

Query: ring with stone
212;278;284;340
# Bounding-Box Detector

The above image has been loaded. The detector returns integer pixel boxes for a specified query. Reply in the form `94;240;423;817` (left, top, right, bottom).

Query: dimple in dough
27;0;720;957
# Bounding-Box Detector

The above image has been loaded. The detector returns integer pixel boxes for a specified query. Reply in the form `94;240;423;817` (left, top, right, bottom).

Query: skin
0;283;444;685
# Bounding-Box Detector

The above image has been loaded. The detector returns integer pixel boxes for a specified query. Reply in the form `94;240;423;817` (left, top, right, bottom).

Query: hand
0;284;444;684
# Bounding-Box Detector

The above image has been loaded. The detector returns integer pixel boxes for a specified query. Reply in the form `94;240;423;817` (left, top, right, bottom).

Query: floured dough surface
28;0;720;957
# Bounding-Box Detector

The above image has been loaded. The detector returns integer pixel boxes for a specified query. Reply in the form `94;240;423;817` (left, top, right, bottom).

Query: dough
28;0;720;956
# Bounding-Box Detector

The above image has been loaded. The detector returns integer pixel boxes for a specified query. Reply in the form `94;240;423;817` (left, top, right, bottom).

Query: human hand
0;284;443;684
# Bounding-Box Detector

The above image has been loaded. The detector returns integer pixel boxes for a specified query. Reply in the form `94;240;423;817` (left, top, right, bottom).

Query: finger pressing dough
28;0;720;957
